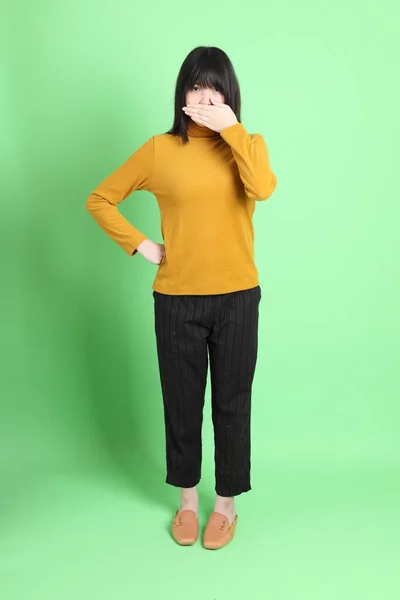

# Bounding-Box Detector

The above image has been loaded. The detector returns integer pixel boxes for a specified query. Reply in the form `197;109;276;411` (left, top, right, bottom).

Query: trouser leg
153;291;211;488
208;286;262;497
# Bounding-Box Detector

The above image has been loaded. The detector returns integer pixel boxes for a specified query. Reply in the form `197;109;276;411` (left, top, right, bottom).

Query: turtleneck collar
187;120;220;139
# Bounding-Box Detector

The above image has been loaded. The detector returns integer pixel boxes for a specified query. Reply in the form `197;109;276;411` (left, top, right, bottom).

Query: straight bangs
184;60;229;99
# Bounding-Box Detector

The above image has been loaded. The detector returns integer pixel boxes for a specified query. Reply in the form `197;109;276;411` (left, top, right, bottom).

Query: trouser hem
166;475;201;489
215;483;252;497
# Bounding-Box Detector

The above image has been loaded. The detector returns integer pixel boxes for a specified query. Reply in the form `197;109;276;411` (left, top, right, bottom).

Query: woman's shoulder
150;131;187;153
153;131;183;143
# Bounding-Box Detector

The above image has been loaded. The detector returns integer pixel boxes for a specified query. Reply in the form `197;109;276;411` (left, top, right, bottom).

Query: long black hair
166;46;242;144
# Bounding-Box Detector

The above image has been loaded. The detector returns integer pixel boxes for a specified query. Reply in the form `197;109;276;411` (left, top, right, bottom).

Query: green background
1;0;399;598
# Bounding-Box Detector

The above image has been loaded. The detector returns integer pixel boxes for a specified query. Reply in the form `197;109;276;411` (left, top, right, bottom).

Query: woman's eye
192;85;220;92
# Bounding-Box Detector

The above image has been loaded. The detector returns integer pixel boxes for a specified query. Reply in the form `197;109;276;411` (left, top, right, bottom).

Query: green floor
0;462;398;600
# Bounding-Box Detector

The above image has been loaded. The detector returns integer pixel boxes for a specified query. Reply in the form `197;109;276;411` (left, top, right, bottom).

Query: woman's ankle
214;495;236;523
179;486;198;516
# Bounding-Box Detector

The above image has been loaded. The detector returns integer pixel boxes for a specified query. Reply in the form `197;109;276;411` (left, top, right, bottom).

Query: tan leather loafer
203;512;238;550
171;510;199;545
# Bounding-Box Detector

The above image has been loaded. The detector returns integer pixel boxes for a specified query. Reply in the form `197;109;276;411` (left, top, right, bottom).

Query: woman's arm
86;136;154;255
220;122;277;201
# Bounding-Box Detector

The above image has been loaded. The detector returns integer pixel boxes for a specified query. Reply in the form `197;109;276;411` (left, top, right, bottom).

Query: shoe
203;511;238;550
171;509;199;545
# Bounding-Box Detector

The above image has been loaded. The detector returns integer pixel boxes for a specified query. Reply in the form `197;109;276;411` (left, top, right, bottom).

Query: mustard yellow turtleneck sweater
86;120;277;295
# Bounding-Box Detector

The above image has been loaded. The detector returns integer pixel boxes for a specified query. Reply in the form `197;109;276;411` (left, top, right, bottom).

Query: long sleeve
86;136;154;256
219;122;277;201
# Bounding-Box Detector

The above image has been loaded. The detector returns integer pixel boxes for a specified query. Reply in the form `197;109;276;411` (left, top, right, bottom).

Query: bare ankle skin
179;486;198;517
214;495;236;524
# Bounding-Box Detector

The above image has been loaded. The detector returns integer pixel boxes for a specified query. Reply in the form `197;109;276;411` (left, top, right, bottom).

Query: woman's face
185;81;225;126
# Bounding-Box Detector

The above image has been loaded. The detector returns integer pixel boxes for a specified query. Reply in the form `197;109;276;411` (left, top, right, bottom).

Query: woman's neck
187;120;220;138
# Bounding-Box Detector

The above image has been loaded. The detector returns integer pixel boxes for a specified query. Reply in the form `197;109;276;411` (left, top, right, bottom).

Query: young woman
86;46;277;550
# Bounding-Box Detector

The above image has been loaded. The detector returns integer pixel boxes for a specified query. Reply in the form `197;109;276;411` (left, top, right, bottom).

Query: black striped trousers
152;285;261;497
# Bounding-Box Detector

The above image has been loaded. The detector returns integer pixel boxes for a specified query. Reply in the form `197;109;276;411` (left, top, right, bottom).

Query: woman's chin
193;119;208;129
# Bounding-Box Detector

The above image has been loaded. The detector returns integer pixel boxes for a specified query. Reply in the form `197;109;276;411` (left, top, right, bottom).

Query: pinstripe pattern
153;285;261;497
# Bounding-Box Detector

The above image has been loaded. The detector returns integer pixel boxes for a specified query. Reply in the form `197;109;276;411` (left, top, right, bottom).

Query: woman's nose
199;88;213;104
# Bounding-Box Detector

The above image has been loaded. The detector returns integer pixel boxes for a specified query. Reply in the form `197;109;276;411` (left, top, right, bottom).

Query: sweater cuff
126;232;148;257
